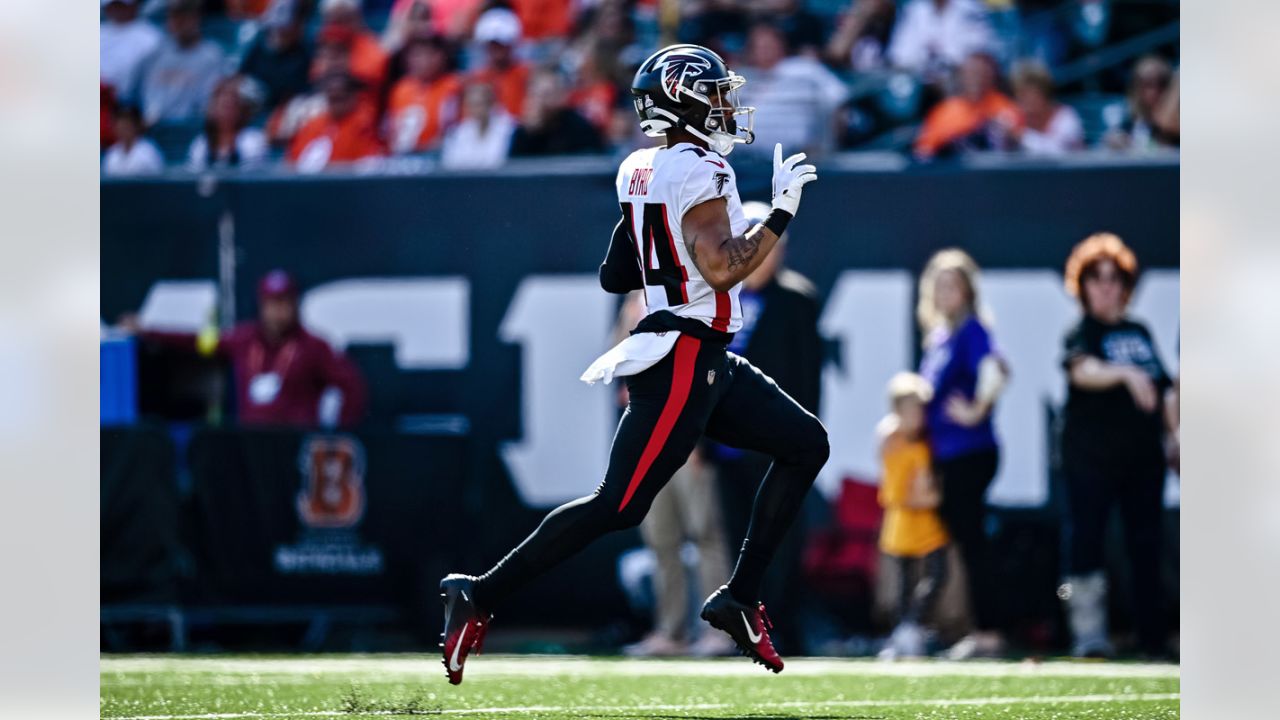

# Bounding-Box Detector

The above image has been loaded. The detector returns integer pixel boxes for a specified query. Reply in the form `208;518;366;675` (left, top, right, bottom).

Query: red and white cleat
699;585;784;673
440;574;491;685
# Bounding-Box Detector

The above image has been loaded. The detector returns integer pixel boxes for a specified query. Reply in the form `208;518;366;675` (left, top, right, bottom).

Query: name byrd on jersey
627;167;654;196
616;143;749;334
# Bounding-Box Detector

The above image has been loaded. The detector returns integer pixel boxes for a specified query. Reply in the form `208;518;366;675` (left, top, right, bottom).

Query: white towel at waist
580;331;680;385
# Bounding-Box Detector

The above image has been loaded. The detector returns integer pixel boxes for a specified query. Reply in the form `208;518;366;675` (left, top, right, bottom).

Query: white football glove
771;143;818;216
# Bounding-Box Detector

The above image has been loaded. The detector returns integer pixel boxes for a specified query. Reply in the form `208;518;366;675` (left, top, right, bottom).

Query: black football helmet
631;44;755;155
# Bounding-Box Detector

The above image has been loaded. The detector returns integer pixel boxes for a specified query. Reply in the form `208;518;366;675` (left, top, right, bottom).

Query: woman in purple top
916;249;1009;659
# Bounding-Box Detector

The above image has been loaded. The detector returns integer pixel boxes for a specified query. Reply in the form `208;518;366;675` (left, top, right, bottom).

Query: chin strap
647;106;744;153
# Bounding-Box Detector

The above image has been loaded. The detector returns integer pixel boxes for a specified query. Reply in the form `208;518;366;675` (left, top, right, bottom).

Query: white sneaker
1062;572;1113;658
944;632;1005;660
688;632;737;657
878;622;925;661
622;633;687;657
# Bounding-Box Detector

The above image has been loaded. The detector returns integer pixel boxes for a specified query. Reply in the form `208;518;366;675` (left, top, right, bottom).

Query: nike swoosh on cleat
449;625;468;672
741;611;762;644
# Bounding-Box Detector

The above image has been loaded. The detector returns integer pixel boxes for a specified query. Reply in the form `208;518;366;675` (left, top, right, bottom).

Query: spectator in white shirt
739;22;850;157
1007;60;1083;157
441;82;516;170
187;76;271;171
887;0;996;81
103;106;165;176
136;0;228;125
1103;55;1177;151
100;0;163;98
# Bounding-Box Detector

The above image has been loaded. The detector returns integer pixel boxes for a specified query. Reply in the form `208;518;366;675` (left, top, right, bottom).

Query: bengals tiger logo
295;434;367;529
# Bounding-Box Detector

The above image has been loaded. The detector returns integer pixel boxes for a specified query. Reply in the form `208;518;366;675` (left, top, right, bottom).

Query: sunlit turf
101;654;1179;719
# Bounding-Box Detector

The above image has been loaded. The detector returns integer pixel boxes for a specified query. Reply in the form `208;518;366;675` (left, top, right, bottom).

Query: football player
440;44;826;684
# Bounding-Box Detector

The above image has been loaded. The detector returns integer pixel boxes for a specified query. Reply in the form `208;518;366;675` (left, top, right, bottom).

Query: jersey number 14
620;202;688;306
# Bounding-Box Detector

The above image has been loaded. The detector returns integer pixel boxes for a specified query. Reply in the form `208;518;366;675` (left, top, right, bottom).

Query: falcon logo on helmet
631;44;755;156
655;53;712;103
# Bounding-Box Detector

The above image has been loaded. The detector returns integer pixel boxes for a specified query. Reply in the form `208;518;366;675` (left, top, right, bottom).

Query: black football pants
473;334;830;609
1061;438;1167;654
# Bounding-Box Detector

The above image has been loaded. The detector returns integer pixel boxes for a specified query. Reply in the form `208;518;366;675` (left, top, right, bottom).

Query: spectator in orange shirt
567;46;618;136
288;73;387;172
510;0;574;41
914;52;1021;160
469;8;530;117
311;21;393;122
384;0;439;83
387;34;463;153
316;0;389;94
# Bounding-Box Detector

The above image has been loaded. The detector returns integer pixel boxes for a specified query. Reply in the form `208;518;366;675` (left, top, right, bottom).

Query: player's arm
599;216;645;294
682;199;780;292
681;144;817;293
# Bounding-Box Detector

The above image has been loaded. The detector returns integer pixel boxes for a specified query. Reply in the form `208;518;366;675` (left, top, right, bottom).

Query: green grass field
101;654;1179;719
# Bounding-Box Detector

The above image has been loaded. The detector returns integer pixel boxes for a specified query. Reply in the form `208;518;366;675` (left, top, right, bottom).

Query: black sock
726;539;772;604
471;494;614;610
725;459;818;604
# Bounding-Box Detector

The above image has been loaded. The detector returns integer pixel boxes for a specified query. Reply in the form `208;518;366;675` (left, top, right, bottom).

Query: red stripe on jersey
712;291;730;332
659;205;689;303
617;335;701;513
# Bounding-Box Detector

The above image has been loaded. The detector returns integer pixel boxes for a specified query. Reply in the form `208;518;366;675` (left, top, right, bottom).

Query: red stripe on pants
617;335;702;513
712;291;730;332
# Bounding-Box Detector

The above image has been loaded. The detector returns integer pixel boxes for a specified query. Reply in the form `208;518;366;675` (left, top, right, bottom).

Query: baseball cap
474;8;522;46
258;270;298;299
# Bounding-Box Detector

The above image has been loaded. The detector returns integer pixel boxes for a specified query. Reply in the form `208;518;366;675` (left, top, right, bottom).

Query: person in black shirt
1059;232;1176;658
509;69;605;157
239;0;313;112
709;202;824;655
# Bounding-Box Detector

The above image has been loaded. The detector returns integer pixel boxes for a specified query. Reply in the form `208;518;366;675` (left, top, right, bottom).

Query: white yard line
107;691;1181;719
101;655;1181;680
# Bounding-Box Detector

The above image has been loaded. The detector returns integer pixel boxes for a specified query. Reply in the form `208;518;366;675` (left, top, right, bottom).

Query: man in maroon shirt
132;270;367;428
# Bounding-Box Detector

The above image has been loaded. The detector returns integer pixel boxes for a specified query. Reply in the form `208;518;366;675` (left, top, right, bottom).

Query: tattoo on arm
722;230;761;271
683;233;699;267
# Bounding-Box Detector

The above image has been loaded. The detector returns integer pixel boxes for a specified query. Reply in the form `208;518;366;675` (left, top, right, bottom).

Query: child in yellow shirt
877;372;950;659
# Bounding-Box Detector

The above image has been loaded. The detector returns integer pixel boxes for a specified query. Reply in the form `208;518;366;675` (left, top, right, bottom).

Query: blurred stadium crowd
100;0;1179;174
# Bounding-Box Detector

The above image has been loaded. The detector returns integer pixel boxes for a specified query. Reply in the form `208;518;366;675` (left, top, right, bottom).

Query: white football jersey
616;142;749;334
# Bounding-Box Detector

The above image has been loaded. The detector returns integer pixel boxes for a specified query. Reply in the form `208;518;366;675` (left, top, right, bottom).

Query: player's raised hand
771;143;818;216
